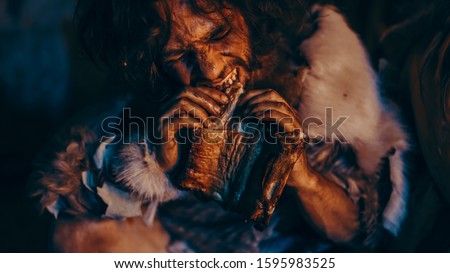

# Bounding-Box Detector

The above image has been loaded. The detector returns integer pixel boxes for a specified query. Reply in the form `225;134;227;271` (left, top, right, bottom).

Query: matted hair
75;0;312;101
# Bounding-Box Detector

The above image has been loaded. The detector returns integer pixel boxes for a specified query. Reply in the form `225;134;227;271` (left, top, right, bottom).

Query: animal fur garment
30;5;410;251
297;5;409;236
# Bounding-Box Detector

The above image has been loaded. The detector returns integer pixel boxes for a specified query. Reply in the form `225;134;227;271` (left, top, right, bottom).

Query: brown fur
306;142;383;247
30;127;102;216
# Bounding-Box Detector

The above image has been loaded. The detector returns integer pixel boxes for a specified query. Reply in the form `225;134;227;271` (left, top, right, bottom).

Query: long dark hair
75;0;312;101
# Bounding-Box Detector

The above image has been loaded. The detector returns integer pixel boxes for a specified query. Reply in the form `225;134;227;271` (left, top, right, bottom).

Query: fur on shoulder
298;5;410;236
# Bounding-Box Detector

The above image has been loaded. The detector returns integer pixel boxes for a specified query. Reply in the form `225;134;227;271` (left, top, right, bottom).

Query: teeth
213;69;239;91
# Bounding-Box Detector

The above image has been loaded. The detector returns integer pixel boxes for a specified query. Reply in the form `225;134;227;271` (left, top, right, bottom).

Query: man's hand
238;88;307;179
238;89;302;133
240;89;361;242
155;86;229;172
239;87;311;188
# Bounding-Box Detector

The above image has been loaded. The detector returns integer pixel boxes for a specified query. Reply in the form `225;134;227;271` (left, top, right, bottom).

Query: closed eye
162;50;185;63
209;25;231;42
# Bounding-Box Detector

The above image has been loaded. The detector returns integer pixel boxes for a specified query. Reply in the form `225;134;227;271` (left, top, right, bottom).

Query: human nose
190;45;226;85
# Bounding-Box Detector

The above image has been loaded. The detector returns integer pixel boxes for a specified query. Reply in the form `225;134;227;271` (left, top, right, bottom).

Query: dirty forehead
153;0;234;46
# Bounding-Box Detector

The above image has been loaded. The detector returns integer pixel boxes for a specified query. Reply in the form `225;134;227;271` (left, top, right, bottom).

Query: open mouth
212;69;239;92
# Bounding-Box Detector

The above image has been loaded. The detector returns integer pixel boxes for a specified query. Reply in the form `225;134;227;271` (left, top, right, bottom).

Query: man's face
157;0;252;90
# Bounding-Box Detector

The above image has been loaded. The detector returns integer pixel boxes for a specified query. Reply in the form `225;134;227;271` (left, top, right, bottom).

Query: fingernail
221;94;229;103
214;105;221;113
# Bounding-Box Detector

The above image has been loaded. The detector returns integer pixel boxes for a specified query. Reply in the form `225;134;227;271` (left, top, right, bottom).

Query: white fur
100;141;182;225
298;6;409;235
112;142;181;203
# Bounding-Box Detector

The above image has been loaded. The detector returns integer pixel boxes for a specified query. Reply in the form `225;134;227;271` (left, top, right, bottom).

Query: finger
243;90;286;107
160;104;187;119
169;115;203;132
239;89;284;106
181;88;223;115
179;98;210;121
159;96;182;115
253;110;300;132
159;98;210;143
244;102;292;117
193;86;229;105
238;89;272;107
252;108;302;128
163;98;210;121
160;115;202;141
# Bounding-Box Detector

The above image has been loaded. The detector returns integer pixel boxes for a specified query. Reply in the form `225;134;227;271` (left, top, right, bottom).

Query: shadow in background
0;0;109;252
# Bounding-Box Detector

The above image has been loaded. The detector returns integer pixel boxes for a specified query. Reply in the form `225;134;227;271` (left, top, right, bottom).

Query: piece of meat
178;82;304;229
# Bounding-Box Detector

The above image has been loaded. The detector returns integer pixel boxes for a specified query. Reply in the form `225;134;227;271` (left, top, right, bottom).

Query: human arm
238;5;410;247
239;89;363;245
